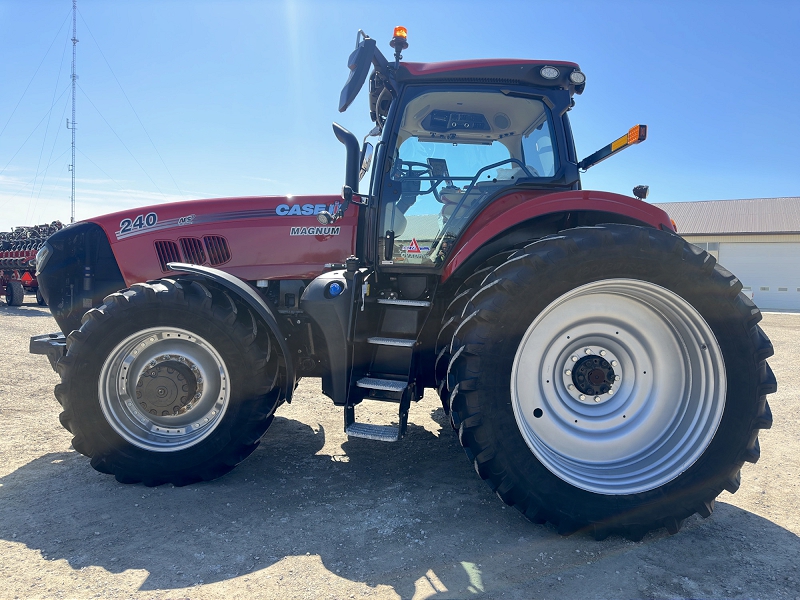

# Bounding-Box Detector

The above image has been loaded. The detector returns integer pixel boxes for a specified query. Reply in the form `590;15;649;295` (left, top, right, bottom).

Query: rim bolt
594;396;601;402
567;384;574;390
579;394;585;401
615;375;621;381
571;356;578;362
584;348;592;354
611;360;618;367
565;369;572;376
599;350;606;356
194;392;201;399
608;389;614;395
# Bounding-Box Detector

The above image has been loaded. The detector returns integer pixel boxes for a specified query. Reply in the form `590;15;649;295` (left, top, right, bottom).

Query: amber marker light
393;26;408;39
578;124;649;171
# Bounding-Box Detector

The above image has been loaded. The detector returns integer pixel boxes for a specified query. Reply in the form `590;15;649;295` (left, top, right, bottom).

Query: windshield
380;87;558;267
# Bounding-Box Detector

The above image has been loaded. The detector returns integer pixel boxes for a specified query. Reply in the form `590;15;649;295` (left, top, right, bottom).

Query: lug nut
571;356;578;362
584;348;592;354
611;360;618;367
568;384;574;390
565;369;572;376
608;389;614;395
594;396;601;402
615;375;621;381
579;394;585;401
599;350;606;356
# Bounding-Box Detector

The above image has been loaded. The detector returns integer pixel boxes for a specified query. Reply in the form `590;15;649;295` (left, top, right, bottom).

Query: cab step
377;298;430;308
356;377;407;392
345;383;413;442
367;336;415;348
345;422;402;442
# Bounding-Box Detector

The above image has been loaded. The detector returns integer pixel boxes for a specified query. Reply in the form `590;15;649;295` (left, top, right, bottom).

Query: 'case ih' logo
290;226;341;236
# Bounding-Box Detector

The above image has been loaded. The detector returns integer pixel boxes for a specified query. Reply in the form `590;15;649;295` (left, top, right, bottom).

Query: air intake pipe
332;122;360;194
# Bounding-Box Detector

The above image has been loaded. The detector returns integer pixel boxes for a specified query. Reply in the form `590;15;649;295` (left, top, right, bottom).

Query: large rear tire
5;280;24;306
55;278;284;486
446;224;775;539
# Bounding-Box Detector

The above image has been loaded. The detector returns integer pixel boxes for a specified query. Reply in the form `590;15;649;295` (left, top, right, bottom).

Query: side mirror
339;37;377;113
359;142;374;181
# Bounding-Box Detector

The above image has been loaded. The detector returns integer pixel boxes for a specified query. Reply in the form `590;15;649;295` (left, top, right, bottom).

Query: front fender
442;190;675;281
167;262;297;402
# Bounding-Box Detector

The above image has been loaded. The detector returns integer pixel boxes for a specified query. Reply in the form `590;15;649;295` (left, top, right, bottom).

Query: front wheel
55;278;285;486
446;225;775;538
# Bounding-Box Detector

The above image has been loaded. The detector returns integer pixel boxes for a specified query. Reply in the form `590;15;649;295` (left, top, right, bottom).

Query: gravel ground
0;300;798;600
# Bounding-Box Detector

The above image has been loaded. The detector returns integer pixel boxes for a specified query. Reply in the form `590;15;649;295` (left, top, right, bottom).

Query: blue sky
1;0;798;231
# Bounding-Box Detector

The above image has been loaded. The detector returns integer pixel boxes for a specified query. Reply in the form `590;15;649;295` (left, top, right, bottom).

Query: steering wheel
393;160;444;202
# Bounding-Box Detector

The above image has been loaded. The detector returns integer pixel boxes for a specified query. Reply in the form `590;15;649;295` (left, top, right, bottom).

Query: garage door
718;242;800;310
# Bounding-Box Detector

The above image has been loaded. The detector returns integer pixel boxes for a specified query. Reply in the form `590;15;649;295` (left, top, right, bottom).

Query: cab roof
396;59;584;95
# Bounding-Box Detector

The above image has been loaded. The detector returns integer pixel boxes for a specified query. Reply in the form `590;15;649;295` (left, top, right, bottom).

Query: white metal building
654;197;800;310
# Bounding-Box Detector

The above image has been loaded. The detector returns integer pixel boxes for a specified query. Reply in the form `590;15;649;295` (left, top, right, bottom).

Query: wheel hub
562;346;621;404
572;354;616;395
135;357;198;416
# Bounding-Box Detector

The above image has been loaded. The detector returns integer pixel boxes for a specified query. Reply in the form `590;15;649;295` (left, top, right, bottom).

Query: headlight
569;71;586;84
35;242;53;276
540;66;560;79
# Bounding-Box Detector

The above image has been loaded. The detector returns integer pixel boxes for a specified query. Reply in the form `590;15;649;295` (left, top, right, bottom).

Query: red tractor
31;29;774;539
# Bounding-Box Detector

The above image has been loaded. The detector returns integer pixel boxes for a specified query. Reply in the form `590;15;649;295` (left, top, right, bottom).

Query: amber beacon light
390;26;408;64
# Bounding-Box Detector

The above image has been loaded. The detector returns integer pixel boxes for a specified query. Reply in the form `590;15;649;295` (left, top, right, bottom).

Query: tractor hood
88;194;359;285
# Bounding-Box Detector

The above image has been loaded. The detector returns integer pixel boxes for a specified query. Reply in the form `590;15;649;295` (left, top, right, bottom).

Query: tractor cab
336;28;585;272
336;28;646;274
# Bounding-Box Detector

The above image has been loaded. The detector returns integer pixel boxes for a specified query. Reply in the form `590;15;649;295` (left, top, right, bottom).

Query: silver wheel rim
99;327;230;452
510;279;726;495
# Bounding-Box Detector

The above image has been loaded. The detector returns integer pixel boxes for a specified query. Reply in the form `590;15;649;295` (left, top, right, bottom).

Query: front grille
203;235;231;265
154;240;181;272
179;237;206;265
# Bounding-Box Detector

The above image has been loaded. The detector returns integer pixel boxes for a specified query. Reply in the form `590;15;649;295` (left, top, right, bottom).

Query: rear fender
167;262;296;403
442;190;675;282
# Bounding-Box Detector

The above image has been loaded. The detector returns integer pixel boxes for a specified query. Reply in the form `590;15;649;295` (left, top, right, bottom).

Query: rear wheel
36;288;47;306
5;280;24;306
446;224;775;538
55;278;285;485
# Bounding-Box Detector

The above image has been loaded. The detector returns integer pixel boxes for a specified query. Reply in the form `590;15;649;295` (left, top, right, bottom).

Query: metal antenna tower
67;0;78;223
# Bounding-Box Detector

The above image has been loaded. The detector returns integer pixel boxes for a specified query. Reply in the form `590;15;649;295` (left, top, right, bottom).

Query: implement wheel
5;280;24;306
446;224;775;539
55;278;285;486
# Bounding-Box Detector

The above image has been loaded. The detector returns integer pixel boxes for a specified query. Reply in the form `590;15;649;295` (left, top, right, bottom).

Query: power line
78;83;166;199
0;148;71;211
31;92;72;222
0;84;71;179
0;9;72;141
77;149;126;191
78;9;185;198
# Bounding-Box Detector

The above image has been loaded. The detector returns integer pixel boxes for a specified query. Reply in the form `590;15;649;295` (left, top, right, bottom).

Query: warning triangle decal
407;238;421;253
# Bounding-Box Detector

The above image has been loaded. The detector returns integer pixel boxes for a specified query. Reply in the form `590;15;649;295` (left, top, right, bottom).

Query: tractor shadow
1;409;799;599
0;302;53;317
